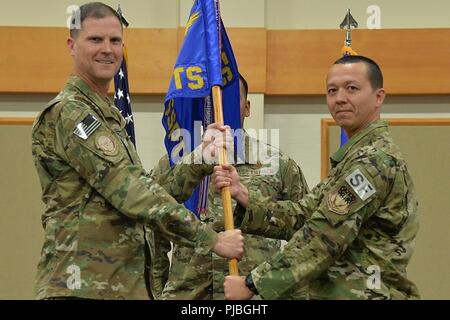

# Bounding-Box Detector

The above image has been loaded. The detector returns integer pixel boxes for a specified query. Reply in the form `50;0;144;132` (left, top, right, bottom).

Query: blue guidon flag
162;0;241;218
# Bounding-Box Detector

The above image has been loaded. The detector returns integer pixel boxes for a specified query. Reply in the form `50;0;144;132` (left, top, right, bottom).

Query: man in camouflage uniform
218;56;420;300
150;74;309;299
31;2;244;300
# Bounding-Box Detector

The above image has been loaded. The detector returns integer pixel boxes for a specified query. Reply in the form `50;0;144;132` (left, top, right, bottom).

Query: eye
89;37;101;43
111;38;122;45
327;88;337;95
347;85;358;92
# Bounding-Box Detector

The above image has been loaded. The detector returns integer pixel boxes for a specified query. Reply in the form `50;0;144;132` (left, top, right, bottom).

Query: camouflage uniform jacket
31;75;217;300
239;120;420;299
154;134;310;299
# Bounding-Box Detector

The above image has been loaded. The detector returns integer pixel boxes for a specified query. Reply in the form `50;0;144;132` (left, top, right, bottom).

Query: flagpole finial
339;8;358;48
117;4;130;28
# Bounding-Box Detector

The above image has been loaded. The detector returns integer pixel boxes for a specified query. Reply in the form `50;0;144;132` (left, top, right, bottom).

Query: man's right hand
201;123;234;164
212;229;244;260
213;164;249;207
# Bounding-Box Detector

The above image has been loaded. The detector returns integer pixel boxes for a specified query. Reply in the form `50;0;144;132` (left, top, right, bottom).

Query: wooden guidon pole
211;85;239;276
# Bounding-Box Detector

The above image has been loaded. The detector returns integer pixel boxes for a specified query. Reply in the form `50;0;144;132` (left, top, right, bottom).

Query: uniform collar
235;129;254;165
65;74;123;124
235;129;280;166
330;120;388;167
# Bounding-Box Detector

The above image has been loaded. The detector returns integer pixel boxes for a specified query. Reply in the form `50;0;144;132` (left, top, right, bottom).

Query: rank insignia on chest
327;185;356;215
96;135;118;156
73;114;101;140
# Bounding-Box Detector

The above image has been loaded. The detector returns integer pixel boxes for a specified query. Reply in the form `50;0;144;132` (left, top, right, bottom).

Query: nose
101;40;113;54
335;88;347;104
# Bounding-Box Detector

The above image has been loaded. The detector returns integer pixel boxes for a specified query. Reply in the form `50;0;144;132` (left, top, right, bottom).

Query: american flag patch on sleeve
73;114;101;140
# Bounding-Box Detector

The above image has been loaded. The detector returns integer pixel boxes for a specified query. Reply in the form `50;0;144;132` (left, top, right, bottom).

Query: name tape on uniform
345;168;376;201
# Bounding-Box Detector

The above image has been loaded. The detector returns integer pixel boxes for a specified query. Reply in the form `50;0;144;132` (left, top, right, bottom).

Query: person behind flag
30;2;244;300
148;74;310;300
217;56;420;300
142;0;245;300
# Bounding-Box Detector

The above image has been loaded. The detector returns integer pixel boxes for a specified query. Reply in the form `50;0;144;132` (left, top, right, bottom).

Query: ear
67;37;75;56
243;99;251;118
375;88;386;109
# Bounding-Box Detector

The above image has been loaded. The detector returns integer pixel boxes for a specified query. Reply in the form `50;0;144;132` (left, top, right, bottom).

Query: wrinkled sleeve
145;227;172;299
149;153;213;204
250;156;395;299
235;158;314;240
54;105;217;255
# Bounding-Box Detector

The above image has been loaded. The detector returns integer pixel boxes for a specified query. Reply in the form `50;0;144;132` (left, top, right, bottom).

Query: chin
333;114;351;125
95;72;116;82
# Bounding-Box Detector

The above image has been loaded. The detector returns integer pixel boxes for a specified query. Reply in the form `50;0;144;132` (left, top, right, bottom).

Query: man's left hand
224;275;254;300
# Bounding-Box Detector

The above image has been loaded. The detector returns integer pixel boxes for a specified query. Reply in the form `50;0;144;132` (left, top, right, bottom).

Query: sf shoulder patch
327;185;356;215
345;168;376;201
73;114;101;140
96;135;118;156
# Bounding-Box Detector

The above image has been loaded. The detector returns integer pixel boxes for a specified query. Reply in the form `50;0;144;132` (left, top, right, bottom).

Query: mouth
335;109;352;115
95;59;114;65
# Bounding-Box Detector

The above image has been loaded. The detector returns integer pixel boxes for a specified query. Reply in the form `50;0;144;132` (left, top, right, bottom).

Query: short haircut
333;55;383;89
69;2;122;38
239;73;249;97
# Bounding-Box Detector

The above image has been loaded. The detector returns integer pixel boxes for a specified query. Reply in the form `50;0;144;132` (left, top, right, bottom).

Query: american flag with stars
114;47;136;146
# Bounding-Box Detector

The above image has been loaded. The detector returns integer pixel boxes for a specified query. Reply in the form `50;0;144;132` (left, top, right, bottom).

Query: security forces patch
96;135;118;156
345;169;376;201
327;185;356;215
73;114;101;140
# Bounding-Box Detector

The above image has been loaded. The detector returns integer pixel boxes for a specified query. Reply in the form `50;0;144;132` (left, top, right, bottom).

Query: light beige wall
3;0;450;28
0;0;180;28
179;0;265;27
0;126;44;299
245;93;265;131
266;0;450;29
0;0;265;28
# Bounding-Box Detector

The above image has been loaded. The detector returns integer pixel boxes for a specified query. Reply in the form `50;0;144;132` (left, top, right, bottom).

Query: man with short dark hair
31;2;244;300
148;74;309;300
216;56;420;300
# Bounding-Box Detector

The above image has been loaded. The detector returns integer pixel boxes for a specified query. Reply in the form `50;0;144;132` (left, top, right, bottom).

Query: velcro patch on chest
327;185;356;215
345;168;376;201
73;114;101;140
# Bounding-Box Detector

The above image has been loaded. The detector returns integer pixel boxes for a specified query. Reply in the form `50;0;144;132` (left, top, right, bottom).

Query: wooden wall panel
2;26;450;95
124;28;178;94
267;30;340;95
356;29;450;94
0;118;35;125
0;27;71;93
267;29;450;95
226;28;266;93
